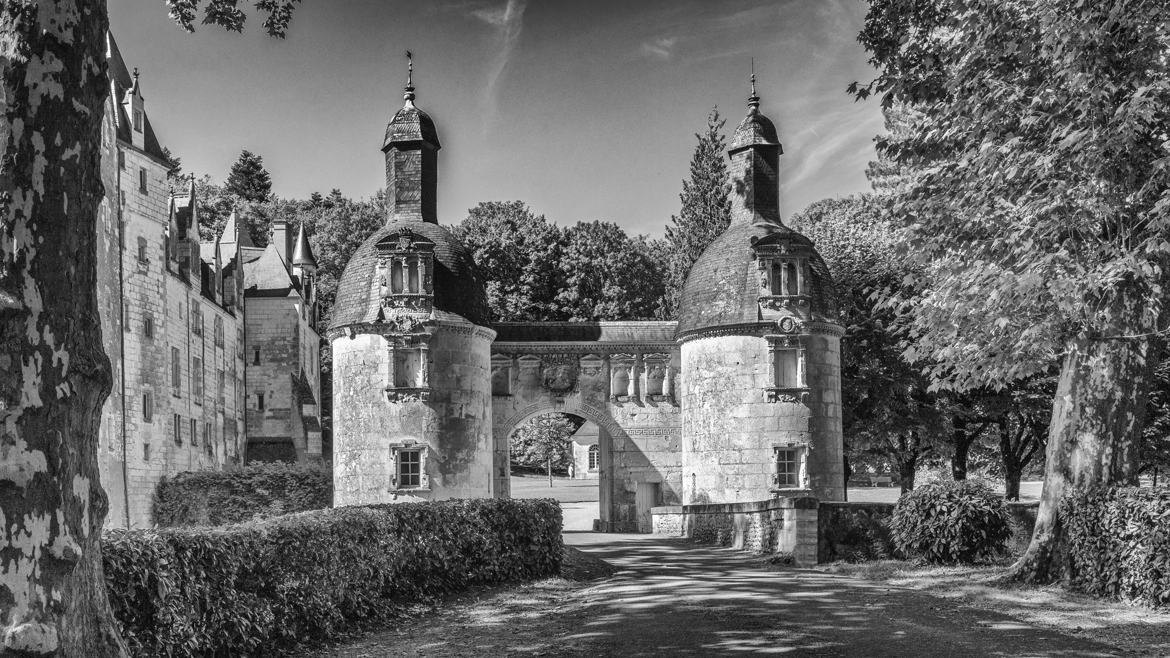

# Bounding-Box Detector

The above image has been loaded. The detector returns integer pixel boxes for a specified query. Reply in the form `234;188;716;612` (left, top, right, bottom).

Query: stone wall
680;331;843;505
650;497;820;565
332;321;495;506
97;130;246;529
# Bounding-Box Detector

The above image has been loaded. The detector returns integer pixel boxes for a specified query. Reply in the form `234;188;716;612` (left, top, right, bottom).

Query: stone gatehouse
329;65;845;532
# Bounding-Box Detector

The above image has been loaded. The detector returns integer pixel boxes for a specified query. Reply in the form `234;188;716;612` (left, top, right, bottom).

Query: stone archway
489;322;683;532
496;401;630;530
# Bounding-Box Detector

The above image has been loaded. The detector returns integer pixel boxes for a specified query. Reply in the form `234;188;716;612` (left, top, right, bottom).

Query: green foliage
1061;488;1170;607
854;0;1170;391
225;149;273;203
152;463;331;527
890;480;1011;564
510;413;581;472
169;0;303;38
663;108;731;318
454;201;565;321
794;194;943;489
818;503;898;563
557;220;665;321
104;499;563;656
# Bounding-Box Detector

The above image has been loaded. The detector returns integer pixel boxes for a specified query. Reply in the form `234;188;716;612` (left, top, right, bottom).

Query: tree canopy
224;149;273;204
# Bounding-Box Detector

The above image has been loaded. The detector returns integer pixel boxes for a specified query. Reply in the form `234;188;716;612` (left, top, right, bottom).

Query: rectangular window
217;369;225;405
123;305;131;330
214;316;224;347
172;413;182;445
139;167;147;193
774;447;800;488
588;445;600;471
137;237;148;263
398;449;422;488
133;108;143;132
257;392;265;411
204;422;212;456
190;418;198;446
142;391;153;422
171;346;181;393
774;348;804;389
143;442;151;461
117;149;125;170
144;315;154;339
393;349;424;389
192;356;203;400
192;304;202;336
253;348;261;366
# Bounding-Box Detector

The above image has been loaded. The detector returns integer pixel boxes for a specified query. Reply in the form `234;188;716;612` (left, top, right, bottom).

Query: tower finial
403;50;416;103
748;58;760;112
130;66;140;93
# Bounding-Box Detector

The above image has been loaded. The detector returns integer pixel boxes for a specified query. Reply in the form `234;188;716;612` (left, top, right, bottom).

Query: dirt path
313;532;1126;657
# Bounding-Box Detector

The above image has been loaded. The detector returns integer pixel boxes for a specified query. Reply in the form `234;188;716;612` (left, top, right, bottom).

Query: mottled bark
1011;331;1152;584
998;415;1042;502
0;2;126;656
950;419;989;482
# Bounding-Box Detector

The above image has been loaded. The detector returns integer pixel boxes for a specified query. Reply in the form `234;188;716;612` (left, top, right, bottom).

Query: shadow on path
560;533;1117;657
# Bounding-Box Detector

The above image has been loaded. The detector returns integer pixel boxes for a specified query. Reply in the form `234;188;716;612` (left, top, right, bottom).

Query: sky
108;0;884;238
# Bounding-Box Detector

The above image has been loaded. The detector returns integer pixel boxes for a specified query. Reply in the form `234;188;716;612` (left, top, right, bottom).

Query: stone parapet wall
651;497;819;565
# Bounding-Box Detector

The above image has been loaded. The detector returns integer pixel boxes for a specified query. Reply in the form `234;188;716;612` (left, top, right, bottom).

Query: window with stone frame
390;444;429;491
766;335;806;400
142;391;153;423
491;355;512;396
191;303;202;336
386;337;430;401
171;346;181;395
214;316;224;347
190;418;198;446
588;445;600;471
137;236;148;264
144;315;154;339
204;422;212;456
192;356;203;401
172;413;182;445
217;369;225;406
139;167;147;193
772;445;807;489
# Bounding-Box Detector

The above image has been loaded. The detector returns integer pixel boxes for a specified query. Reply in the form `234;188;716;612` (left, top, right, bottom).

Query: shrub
1061;487;1170;607
104;498;563;656
817;502;897;563
890;480;1011;564
153;462;332;527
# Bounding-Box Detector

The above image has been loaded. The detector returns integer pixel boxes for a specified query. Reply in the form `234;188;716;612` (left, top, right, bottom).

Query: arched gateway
490;322;682;532
328;65;844;533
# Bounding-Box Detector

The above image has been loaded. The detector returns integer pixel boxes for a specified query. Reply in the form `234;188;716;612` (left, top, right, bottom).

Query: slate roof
493;322;678;344
729;107;780;153
243;243;296;297
384;99;440;149
329;219;489;330
675;220;839;337
107;33;168;162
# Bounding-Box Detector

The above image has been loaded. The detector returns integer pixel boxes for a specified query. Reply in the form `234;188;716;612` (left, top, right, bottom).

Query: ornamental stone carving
541;354;578;393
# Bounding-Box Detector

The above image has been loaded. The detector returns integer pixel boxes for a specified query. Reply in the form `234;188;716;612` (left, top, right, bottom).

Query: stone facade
96;34;248;528
650;497;820;566
569;421;600;479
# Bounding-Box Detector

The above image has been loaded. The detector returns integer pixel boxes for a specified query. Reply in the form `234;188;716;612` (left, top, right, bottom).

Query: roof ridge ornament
748;58;760;113
403;50;416;104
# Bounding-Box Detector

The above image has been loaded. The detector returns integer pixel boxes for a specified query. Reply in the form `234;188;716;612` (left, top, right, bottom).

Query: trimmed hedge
1061;487;1170;607
104;499;563;656
891;480;1012;564
153;462;332;527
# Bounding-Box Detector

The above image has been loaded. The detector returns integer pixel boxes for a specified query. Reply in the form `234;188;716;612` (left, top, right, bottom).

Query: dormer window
377;229;435;319
133;109;143;133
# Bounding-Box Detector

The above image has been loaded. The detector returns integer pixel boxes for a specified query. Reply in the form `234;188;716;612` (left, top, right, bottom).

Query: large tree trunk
1011;332;1152;584
0;3;126;656
896;432;920;494
951;419;970;481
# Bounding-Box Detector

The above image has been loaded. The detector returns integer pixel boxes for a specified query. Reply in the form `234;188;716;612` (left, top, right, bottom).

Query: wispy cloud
641;36;678;60
472;0;528;123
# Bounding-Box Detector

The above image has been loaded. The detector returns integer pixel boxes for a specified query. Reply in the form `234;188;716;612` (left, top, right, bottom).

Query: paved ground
316;531;1122;657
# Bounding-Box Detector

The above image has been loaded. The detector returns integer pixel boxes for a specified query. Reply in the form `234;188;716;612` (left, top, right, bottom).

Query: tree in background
510;413;582;486
662;108;732;318
854;0;1170;582
224;148;273;202
454;201;565;321
556;221;665;321
161;146;184;182
793;195;944;492
0;2;300;654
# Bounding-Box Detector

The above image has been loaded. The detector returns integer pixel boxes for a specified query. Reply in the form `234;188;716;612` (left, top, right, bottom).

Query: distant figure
568;462;575;480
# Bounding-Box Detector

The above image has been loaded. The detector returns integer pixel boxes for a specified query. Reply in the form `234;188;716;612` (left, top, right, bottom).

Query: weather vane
750;57;757;96
406;50;413;87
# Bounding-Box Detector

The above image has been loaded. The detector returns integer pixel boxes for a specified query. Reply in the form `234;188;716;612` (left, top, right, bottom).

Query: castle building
331;62;844;526
329;67;497;505
95;34;323;528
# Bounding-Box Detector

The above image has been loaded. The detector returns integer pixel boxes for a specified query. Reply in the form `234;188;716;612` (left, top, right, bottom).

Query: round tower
676;78;844;504
328;57;497;505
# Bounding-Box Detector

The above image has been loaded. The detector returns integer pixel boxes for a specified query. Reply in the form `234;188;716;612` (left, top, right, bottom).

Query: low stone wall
657;496;1042;566
650;497;819;565
817;502;896;563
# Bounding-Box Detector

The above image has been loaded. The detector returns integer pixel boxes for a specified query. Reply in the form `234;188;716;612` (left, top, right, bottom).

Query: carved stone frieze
766;387;809;404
